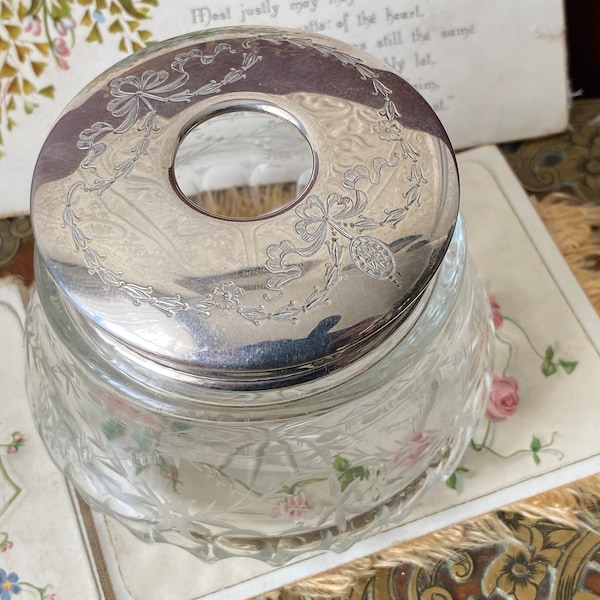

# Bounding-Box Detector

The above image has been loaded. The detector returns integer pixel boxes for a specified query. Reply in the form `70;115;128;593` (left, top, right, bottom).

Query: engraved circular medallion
349;236;396;280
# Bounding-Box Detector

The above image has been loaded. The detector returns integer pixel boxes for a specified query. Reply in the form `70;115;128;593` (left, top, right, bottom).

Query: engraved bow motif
76;43;258;173
265;189;398;298
295;193;367;252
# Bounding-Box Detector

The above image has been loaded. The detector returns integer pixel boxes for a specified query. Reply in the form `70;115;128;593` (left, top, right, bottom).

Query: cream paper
0;0;568;216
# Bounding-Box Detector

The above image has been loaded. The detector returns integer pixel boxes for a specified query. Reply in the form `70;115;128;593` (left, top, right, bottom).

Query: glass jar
25;27;493;565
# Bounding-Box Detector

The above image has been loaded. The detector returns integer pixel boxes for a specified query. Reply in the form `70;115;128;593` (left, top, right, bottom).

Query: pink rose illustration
486;375;520;421
272;494;311;519
489;294;503;329
391;432;430;467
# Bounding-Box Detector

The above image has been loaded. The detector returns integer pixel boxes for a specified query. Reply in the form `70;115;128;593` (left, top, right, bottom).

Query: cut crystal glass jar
25;27;493;564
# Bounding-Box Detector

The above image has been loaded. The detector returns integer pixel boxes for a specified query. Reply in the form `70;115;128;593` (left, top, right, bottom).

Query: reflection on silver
174;109;314;217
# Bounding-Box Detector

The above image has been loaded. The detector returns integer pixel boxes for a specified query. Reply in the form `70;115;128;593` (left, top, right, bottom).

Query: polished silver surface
30;27;459;388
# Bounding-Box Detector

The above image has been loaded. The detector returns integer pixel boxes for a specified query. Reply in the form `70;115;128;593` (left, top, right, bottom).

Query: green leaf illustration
0;63;17;78
81;9;93;26
38;85;55;99
541;359;557;377
7;78;20;94
5;24;22;40
22;78;35;94
332;455;369;490
24;100;37;114
119;0;150;19
25;0;44;17
559;359;578;374
109;19;124;33
16;44;31;62
332;455;350;472
446;472;457;489
544;345;555;361
101;418;126;440
338;466;369;491
31;61;48;77
86;22;103;43
530;436;542;453
446;466;469;490
33;42;51;57
49;1;72;19
1;4;14;19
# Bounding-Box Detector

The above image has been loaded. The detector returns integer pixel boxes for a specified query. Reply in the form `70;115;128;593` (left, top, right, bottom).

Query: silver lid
31;27;458;389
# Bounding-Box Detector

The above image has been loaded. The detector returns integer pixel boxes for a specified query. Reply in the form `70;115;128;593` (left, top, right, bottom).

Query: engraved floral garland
62;34;428;325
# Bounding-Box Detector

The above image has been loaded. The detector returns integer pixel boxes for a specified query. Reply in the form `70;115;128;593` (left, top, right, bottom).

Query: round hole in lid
173;109;314;220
